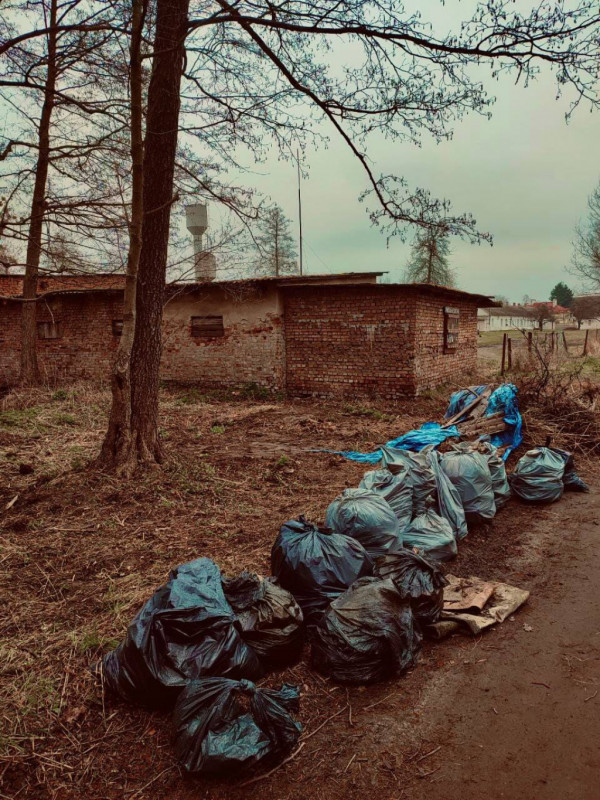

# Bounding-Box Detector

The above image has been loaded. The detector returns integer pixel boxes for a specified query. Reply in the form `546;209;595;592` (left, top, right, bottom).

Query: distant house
477;305;536;332
526;301;572;327
0;272;498;398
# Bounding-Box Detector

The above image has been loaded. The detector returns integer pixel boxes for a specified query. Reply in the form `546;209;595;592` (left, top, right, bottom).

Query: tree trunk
20;0;58;385
97;0;147;474
103;0;189;471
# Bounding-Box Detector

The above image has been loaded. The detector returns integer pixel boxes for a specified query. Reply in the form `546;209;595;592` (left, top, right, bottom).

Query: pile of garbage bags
97;383;589;780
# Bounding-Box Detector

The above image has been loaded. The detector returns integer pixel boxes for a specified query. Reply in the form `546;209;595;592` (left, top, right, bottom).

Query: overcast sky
191;5;600;305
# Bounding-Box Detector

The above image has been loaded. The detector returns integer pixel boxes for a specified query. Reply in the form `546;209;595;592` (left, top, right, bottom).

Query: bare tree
254;204;298;277
532;304;556;331
571;295;600;329
405;226;454;286
97;0;147;474
0;0;127;383
570;181;600;288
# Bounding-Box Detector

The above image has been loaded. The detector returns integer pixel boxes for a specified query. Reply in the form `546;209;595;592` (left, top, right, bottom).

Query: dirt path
404;489;600;800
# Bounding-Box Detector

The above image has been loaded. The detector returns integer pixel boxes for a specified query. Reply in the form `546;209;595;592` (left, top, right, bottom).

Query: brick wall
412;295;478;393
283;285;479;399
284;286;418;399
1;283;479;395
0;293;123;385
0;285;285;389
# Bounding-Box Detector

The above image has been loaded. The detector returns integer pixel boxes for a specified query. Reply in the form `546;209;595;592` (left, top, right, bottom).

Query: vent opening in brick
191;315;224;338
37;321;62;340
443;307;459;353
112;319;124;336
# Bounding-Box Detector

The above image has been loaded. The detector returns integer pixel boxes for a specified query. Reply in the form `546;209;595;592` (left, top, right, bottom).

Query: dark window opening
37;321;62;340
443;307;459;353
191;315;224;338
112;319;124;336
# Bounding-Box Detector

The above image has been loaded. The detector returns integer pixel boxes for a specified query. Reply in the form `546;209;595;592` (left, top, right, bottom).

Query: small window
191;315;224;338
443;306;459;353
112;319;124;336
37;321;61;340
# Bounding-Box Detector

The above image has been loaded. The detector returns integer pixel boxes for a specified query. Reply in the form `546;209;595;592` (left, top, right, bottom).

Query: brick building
0;272;497;398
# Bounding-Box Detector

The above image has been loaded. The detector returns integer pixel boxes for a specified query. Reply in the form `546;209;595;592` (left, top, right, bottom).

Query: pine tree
549;281;573;307
255;205;298;277
405;228;454;287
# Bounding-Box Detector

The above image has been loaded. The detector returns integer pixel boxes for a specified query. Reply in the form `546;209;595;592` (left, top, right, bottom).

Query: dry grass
1;377;597;798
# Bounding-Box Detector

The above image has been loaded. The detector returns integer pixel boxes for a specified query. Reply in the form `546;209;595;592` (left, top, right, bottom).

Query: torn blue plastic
317;384;522;464
446;383;522;459
484;384;523;458
317;422;461;464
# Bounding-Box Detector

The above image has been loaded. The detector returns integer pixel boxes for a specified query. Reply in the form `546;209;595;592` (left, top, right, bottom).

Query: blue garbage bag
510;447;565;503
173;679;301;775
271;516;373;622
359;467;413;531
374;550;449;628
310;577;421;684
402;507;458;562
325;488;403;557
100;558;263;709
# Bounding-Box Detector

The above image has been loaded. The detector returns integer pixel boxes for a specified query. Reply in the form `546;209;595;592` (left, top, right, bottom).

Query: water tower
185;203;217;281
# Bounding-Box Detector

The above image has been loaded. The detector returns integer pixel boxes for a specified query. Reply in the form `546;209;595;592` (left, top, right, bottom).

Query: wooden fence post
562;331;569;353
507;337;512;370
528;331;533;354
501;332;507;376
583;329;589;356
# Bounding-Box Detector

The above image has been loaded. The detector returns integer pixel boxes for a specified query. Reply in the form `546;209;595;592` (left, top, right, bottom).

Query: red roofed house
526;300;573;327
0;272;498;398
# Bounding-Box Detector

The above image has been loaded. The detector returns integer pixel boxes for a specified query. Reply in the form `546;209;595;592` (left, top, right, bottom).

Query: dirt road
404;490;600;800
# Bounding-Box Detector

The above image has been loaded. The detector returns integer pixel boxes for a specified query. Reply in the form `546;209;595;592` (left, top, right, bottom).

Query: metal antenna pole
297;149;303;275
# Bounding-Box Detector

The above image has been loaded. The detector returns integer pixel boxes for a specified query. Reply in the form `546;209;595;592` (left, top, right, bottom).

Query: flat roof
0;271;498;306
0;271;384;299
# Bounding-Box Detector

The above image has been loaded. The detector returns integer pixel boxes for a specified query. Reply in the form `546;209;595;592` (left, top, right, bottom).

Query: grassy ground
477;327;595;348
1;379;598;799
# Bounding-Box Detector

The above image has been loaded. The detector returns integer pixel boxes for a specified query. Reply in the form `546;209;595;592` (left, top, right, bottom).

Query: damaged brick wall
0;293;123;385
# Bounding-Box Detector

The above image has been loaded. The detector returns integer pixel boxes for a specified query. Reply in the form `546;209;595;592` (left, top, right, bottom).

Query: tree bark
97;0;147;474
20;0;58;385
119;0;189;470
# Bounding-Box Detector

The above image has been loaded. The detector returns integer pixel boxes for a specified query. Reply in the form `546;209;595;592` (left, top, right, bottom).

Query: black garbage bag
359;467;413;531
380;447;436;515
477;441;511;509
100;558;263;709
374;550;449;628
429;450;468;540
550;447;590;492
173;678;301;775
441;449;496;523
325;488;403;557
271;516;373;623
509;447;565;503
222;573;304;668
402;507;457;562
310;576;421;684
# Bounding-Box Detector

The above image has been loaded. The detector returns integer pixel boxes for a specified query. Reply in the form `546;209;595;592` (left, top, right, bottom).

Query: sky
190;6;600;304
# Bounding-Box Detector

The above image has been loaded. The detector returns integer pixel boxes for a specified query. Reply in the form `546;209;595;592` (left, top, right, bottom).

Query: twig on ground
239;742;306;787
